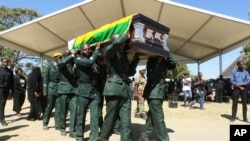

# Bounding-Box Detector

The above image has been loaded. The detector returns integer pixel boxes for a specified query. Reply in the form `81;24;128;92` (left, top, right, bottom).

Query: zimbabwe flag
69;14;133;52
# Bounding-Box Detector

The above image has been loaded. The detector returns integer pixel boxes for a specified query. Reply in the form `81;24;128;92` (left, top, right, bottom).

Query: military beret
139;67;146;71
53;52;62;58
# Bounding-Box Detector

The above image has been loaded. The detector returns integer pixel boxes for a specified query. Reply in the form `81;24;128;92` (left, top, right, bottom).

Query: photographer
189;72;206;110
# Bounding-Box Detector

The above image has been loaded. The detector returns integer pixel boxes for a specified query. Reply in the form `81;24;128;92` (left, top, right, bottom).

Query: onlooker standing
215;75;226;103
100;33;140;141
139;55;176;141
134;67;147;119
189;72;206;110
0;58;14;126
167;79;174;95
27;66;43;121
13;68;27;116
181;72;192;107
230;60;250;123
43;53;62;130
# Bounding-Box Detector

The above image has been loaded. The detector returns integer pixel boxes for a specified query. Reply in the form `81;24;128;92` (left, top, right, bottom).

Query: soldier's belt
78;80;92;84
60;78;68;82
49;80;60;83
107;74;127;80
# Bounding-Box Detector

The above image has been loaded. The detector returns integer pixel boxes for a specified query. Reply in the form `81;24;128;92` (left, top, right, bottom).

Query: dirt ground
0;98;249;141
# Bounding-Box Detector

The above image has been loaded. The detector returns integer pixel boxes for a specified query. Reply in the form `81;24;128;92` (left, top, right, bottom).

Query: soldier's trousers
43;95;60;128
140;99;169;141
58;94;77;134
100;96;132;141
75;95;99;141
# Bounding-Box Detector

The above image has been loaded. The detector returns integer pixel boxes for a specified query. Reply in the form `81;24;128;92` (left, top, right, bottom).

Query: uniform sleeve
43;63;50;95
57;55;74;69
165;54;177;70
128;56;140;76
104;34;129;59
146;57;157;81
75;49;100;68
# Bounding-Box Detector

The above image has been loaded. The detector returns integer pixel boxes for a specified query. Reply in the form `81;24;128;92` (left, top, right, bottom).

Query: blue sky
172;0;250;79
1;0;249;79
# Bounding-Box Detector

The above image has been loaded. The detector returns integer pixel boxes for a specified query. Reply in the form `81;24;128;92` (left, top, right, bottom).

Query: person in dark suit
13;68;27;116
0;58;14;126
139;55;177;141
27;66;43;121
99;32;140;141
215;75;226;103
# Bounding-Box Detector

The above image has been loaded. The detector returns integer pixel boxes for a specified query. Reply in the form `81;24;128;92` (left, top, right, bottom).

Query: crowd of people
0;30;177;141
1;31;250;141
165;61;250;123
166;73;235;105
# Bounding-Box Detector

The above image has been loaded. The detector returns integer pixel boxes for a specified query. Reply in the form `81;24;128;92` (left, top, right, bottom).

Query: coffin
68;13;170;59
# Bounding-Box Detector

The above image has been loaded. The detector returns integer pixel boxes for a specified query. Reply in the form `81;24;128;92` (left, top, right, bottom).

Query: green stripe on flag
73;15;133;51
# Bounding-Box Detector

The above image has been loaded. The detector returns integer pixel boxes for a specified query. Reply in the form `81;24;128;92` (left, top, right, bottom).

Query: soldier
92;56;107;130
57;49;77;137
43;53;62;130
134;67;147;119
99;32;140;141
74;43;101;141
0;58;14;126
139;55;177;141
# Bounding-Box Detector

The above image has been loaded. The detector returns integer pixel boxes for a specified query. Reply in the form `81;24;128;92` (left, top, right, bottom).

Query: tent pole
219;50;223;76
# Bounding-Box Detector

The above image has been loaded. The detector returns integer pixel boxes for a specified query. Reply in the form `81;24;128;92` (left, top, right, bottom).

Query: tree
241;43;250;72
241;12;250;72
167;64;189;79
0;6;42;72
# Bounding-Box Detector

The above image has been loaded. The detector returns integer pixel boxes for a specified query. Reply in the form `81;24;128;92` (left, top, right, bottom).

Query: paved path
0;98;249;141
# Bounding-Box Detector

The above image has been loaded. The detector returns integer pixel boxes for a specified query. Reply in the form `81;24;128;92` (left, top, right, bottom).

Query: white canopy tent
0;0;249;68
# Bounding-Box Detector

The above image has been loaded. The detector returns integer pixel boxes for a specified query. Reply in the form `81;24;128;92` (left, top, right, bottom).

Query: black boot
113;129;121;135
1;120;7;126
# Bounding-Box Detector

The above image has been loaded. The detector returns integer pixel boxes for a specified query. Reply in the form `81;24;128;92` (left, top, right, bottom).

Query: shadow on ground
0;135;18;141
131;123;174;141
80;122;174;140
0;125;28;133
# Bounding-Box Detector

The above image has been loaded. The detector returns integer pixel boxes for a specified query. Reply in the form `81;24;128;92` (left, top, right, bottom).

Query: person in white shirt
182;73;192;107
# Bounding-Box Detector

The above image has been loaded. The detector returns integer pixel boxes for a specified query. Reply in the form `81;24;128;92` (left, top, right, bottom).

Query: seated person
205;88;215;101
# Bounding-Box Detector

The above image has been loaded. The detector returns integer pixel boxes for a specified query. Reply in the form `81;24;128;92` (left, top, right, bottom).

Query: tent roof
0;0;250;62
221;54;245;78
